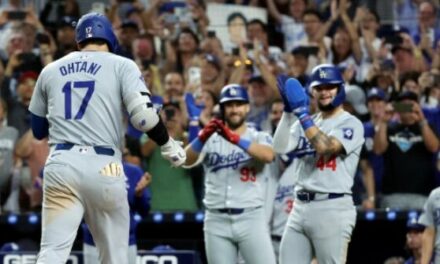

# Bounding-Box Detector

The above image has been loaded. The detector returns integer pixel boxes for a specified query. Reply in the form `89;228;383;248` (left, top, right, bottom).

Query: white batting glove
160;137;186;167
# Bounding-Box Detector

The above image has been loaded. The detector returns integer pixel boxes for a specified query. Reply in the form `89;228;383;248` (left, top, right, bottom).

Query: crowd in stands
0;0;440;215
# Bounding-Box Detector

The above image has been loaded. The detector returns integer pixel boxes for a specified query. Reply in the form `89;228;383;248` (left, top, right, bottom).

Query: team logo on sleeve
342;128;354;140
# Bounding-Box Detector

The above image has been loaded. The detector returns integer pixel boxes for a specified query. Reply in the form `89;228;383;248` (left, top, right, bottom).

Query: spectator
0;97;18;212
165;28;200;75
404;217;426;264
266;0;307;52
200;53;224;94
373;91;439;209
413;1;440;60
53;16;78;59
287;46;312;85
141;102;198;212
363;88;388;194
117;19;141;59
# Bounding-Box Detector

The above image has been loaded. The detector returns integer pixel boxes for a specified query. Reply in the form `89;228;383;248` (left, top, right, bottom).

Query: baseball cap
0;242;20;252
120;19;139;31
367;87;386;101
407;217;425;232
249;74;265;84
391;44;412;55
18;71;38;83
58;16;78;28
345;85;368;115
204;54;221;71
397;90;419;102
152;244;175;252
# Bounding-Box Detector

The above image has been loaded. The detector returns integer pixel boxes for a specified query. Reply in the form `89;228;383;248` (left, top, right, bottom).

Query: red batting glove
215;120;240;144
198;119;220;143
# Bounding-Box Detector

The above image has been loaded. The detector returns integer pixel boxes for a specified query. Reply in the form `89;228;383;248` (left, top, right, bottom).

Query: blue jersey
83;162;150;246
362;121;384;191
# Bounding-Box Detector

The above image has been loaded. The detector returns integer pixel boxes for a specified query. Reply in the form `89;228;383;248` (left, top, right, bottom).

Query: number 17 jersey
29;51;149;149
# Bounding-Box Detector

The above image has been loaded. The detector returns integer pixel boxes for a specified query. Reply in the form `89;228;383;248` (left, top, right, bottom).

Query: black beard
318;102;336;112
226;116;245;130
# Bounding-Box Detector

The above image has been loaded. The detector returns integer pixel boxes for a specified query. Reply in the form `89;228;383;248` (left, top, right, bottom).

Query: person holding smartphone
373;91;439;209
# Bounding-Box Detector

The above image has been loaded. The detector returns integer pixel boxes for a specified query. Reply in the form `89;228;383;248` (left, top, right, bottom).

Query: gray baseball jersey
419;187;440;263
277;110;364;264
28;51;151;264
286;111;364;193
201;127;273;209
199;126;276;264
0;126;18;190
29;51;150;149
271;159;296;237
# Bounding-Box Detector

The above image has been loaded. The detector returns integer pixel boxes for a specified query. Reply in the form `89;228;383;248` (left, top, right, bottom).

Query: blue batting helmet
219;84;249;104
75;13;118;53
309;64;345;107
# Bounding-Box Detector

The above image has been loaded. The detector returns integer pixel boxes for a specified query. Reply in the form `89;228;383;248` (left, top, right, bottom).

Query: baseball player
184;84;276;264
270;154;296;260
273;65;364;264
82;161;151;264
419;187;440;264
28;13;186;264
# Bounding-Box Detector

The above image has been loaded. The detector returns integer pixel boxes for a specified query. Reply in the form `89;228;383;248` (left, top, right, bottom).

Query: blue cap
367;88;386;101
407;218;425;231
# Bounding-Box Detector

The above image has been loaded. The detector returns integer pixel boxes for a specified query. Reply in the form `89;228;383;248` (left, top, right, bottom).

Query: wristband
191;138;204;153
298;113;315;131
237;138;251;151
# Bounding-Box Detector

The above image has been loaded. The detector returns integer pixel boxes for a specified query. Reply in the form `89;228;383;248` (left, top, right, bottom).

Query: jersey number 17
62;81;95;120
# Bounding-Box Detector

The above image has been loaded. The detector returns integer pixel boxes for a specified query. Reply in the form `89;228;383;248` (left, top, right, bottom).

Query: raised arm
266;0;283;24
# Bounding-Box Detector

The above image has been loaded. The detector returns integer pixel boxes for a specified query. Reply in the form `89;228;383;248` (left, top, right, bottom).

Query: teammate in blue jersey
28;13;186;264
82;162;151;264
273;65;364;264
184;84;277;264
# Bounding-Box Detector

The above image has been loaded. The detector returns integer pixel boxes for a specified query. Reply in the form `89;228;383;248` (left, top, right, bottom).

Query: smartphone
245;43;254;50
188;67;201;85
384;35;403;45
207;30;216;38
232;47;240;56
164;108;176;120
36;33;50;45
18;52;35;62
7;11;27;20
304;46;319;56
392;102;413;113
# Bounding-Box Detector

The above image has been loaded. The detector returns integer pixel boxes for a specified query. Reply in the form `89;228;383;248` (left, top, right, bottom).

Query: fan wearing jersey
184;84;276;264
28;13;186;264
273;65;364;264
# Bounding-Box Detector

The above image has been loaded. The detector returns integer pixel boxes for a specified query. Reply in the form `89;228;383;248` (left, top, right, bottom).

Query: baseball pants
279;196;356;264
36;146;129;264
83;243;137;264
204;207;276;264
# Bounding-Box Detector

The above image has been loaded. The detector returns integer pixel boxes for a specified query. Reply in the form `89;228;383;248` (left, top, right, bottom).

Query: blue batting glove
184;93;203;120
276;74;293;113
285;78;314;130
284;78;309;110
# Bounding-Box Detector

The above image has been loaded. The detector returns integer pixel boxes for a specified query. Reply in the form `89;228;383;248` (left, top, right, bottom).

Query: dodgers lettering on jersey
29;51;150;149
201;127;273;209
288;111;364;194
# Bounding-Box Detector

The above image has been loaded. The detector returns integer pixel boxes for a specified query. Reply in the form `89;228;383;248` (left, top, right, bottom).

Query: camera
7;11;27;20
164;108;176;120
207;30;216;38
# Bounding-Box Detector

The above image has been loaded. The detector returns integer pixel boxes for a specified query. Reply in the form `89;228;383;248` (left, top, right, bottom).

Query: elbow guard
127;92;159;132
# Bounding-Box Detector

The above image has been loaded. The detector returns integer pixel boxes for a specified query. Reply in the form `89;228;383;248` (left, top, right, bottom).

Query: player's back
37;51;132;148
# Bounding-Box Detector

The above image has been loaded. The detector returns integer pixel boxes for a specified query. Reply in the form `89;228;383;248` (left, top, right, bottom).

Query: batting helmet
219;84;249;105
309;64;345;107
75;13;118;53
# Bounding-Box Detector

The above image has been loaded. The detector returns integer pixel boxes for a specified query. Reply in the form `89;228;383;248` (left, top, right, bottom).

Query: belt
271;235;282;242
296;191;346;202
210;206;261;215
55;143;115;156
